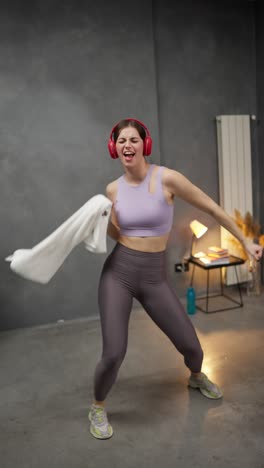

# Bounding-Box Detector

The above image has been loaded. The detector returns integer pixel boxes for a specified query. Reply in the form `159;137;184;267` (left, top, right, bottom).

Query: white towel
5;194;112;284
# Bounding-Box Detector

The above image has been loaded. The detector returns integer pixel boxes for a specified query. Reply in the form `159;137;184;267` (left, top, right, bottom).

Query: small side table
189;255;245;313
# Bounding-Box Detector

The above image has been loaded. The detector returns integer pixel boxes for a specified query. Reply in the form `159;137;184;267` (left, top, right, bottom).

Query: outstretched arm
163;168;263;261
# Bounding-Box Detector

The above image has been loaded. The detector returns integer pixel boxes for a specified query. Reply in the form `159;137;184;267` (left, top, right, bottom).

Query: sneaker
88;404;113;439
188;372;223;399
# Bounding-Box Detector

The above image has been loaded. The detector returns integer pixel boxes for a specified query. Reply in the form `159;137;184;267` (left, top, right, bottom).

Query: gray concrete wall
0;0;160;330
153;0;257;294
0;0;260;330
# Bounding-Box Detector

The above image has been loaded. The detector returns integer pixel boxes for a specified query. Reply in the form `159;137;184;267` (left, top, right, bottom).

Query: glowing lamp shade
189;220;208;257
190;220;208;239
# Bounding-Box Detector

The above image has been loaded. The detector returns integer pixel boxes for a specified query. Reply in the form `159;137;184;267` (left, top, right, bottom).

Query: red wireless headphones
107;118;152;159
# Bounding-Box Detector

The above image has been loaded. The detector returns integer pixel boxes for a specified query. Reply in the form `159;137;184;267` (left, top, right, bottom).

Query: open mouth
123;151;135;161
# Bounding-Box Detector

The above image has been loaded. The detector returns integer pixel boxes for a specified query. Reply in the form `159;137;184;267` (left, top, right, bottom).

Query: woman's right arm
106;182;120;241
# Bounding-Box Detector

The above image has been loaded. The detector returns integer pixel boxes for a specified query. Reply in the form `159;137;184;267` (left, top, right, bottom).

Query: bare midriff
118;232;170;252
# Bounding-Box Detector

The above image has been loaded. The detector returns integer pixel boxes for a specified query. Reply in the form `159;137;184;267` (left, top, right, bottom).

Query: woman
89;118;263;439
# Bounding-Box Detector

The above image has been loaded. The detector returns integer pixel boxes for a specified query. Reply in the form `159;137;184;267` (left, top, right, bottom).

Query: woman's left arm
163;168;263;261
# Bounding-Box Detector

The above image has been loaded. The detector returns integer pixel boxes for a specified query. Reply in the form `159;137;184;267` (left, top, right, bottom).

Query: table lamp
190;219;208;257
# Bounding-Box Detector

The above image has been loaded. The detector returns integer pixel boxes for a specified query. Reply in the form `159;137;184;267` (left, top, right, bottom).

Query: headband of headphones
107;118;152;159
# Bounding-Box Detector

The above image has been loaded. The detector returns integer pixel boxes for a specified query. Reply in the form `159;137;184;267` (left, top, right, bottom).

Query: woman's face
115;126;144;167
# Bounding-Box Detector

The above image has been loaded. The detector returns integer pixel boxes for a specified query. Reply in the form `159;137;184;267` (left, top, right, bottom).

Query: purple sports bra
114;164;174;237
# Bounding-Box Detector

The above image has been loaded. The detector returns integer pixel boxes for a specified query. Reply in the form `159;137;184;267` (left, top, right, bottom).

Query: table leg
220;268;224;295
190;264;195;287
206;270;210;313
234;265;243;306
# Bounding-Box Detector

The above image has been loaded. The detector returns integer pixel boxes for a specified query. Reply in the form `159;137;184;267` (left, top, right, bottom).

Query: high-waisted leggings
94;243;203;402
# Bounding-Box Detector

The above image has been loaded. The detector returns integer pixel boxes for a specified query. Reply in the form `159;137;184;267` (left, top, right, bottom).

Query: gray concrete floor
0;292;264;468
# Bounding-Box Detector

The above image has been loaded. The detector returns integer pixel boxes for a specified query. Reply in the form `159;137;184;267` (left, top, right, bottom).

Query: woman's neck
123;162;151;184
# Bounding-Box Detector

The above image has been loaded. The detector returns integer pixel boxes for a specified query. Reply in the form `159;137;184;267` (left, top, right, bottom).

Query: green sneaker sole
88;412;114;440
188;382;223;399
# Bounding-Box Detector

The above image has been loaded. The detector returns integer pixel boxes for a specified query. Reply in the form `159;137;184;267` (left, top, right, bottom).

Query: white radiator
216;115;253;284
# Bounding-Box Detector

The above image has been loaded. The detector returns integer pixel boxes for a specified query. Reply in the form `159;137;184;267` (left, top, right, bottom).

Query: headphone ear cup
143;136;152;156
108;139;118;159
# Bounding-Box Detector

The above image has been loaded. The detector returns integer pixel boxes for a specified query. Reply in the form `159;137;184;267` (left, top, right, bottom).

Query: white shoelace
92;407;108;426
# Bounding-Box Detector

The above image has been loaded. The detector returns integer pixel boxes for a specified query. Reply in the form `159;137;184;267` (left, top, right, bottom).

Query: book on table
207;246;229;256
207;253;229;259
193;246;230;266
199;255;230;266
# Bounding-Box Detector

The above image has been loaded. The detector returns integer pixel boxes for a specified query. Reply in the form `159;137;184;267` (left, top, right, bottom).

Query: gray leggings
94;243;203;401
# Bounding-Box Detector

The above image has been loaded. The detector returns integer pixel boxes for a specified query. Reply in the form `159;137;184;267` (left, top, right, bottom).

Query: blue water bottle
186;287;196;315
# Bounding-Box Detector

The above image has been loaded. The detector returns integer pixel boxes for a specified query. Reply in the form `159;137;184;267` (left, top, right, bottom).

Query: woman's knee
102;349;126;370
187;341;203;359
195;344;204;363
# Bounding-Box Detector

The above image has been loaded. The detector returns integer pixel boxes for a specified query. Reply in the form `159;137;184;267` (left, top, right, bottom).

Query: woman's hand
243;240;263;261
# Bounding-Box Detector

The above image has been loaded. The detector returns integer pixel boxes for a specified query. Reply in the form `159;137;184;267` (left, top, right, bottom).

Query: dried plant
231;210;264;259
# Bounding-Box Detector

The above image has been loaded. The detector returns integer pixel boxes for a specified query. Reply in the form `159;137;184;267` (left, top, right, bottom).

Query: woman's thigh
137;280;201;353
98;267;133;357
